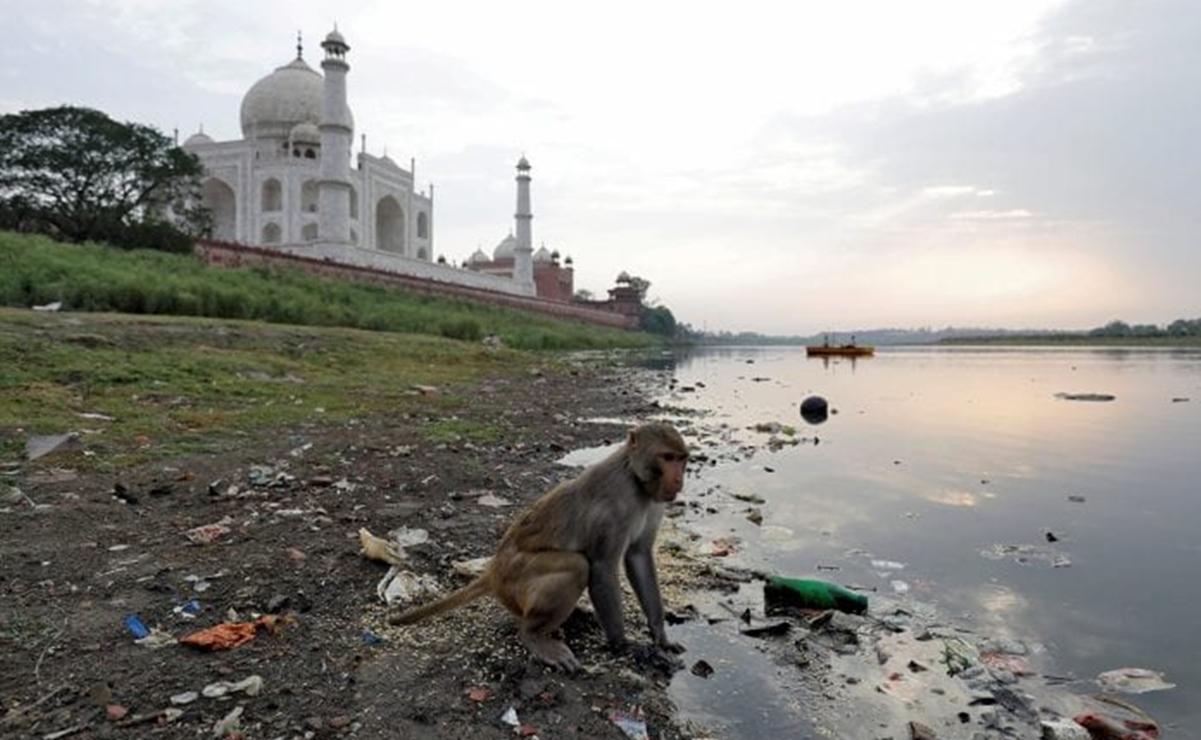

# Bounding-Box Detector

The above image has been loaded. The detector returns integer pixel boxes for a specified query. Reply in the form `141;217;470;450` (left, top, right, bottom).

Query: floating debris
1096;667;1176;694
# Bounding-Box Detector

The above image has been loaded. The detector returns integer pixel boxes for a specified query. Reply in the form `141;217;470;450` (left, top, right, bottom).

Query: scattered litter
25;432;82;461
172;600;202;620
378;567;443;606
1073;712;1158;740
361;629;386;646
764;576;869;615
202;675;263;698
698;536;742;557
477;493;512;508
740;621;792;638
212;706;244;737
247;464;295;487
501;707;520;727
609;710;649;740
32;300;63;311
180;615;293;651
690;659;715;678
981;543;1071;568
77;412;115;421
123;615;149;639
942;636;980;676
170;692;199;705
186;520;233;544
891;580;910;594
359;527;403;565
392;526;430;548
468;686;490;702
1096;667;1176;694
1067;495;1087;503
871;559;906;570
1040;718;1091;740
1054;392;1116;402
135;627;178;649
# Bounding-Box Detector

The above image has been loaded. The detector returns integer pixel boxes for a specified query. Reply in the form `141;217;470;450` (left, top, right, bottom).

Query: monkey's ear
626;427;639;447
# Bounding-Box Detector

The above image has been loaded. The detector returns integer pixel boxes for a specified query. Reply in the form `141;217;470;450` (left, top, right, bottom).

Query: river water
638;345;1201;736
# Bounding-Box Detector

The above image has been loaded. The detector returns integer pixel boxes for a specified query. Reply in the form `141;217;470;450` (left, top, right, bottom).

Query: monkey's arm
587;557;628;650
624;546;684;653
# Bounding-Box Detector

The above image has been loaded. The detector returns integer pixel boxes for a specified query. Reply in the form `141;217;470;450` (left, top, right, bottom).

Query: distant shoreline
937;335;1201;347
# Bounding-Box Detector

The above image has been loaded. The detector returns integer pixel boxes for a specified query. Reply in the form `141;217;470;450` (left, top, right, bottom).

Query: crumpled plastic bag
378;567;443;606
180;615;293;650
359;527;403;565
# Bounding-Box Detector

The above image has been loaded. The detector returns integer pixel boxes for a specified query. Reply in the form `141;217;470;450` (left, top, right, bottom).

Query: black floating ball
800;395;829;425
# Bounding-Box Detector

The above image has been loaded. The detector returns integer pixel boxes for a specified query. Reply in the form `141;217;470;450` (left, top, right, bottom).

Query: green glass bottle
763;576;869;615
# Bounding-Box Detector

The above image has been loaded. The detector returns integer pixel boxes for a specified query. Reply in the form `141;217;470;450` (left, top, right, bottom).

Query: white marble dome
289;120;320;145
533;246;552;263
493;233;517;260
183;130;214;147
240;56;326;140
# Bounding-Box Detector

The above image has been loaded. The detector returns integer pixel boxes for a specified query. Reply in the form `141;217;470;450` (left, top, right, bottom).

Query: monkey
388;421;689;672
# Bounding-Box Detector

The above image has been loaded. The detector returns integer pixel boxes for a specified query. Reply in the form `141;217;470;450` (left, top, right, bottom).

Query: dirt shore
0;339;1155;740
2;358;721;739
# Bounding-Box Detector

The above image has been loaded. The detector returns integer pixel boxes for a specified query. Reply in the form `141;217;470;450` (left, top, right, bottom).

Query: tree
573;288;595;302
626;275;652;302
640;304;677;336
0;106;207;250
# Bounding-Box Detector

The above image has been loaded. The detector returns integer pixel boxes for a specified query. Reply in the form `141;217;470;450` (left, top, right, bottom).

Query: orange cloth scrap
180;614;293;651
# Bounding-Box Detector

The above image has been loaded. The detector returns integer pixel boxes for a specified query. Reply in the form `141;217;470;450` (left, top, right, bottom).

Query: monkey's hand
657;637;685;654
650;625;685;655
629;641;685;673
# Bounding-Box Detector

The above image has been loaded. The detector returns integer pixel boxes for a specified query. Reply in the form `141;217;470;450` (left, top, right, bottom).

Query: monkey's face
656;451;687;502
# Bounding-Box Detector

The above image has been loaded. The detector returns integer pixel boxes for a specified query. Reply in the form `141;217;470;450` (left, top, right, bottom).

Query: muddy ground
1;359;739;739
0;350;1157;740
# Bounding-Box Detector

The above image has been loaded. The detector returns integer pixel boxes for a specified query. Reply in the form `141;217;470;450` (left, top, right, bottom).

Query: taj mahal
182;28;576;303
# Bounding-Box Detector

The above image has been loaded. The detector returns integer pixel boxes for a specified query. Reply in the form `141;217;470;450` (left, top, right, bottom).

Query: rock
1040;719;1091;740
909;720;938;739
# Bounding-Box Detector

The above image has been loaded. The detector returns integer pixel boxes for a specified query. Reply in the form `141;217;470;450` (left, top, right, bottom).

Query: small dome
493;233;517;260
616;271;632;284
468;248;490;264
324;28;347;47
183;130;214;147
564;256;574;265
290;120;320;144
240;56;328;140
533;246;552;263
516;155;531;171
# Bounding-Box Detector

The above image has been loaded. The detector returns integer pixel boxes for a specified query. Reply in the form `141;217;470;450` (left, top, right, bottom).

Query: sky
2;0;1198;335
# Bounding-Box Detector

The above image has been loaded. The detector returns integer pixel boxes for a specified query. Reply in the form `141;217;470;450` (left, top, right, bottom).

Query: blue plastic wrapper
123;614;149;639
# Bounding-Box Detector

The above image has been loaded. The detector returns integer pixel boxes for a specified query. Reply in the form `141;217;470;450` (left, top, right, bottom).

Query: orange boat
805;343;875;357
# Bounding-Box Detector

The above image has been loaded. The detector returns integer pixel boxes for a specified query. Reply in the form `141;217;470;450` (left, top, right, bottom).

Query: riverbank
1;313;1170;739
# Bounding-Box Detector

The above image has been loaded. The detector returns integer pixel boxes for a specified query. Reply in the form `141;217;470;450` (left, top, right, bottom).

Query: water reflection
656;345;1201;736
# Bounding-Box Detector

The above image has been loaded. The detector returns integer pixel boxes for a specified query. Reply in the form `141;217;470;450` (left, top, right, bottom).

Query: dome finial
296;30;303;60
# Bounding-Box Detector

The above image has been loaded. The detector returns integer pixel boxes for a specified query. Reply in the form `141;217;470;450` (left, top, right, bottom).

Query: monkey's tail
387;576;491;625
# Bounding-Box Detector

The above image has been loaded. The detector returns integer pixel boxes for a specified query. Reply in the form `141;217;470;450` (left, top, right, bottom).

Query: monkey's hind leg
508;552;589;672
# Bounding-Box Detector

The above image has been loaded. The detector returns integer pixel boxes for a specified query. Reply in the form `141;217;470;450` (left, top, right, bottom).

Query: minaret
513;156;534;287
318;28;353;245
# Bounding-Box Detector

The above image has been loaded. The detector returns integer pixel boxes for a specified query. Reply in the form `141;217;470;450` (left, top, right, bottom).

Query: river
638;345;1200;737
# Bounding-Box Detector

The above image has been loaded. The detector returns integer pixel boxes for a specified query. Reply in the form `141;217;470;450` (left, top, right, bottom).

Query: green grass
0;308;577;470
0;230;657;352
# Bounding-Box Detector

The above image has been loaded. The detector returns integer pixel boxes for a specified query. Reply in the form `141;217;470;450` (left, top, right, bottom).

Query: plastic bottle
763;576;868;615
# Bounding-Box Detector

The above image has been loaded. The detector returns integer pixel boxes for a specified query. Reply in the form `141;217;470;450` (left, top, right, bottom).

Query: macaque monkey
389;421;689;671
